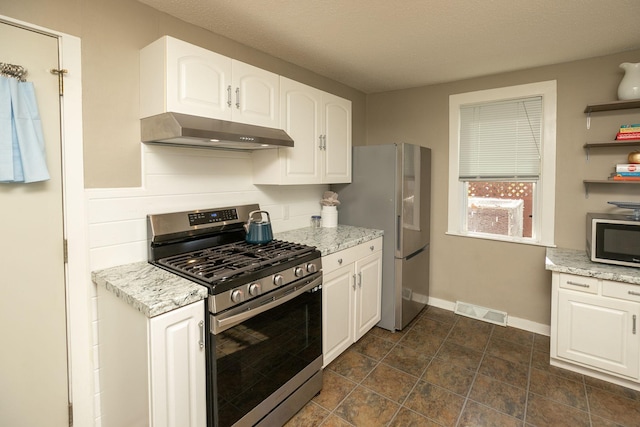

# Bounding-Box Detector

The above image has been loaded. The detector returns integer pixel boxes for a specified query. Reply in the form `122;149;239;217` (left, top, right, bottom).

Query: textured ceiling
137;0;640;94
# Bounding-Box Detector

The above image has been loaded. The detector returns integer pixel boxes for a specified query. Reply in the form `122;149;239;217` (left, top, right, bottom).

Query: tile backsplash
88;144;327;425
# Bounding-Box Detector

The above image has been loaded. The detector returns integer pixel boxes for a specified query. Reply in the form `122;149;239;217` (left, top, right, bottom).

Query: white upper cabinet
140;36;279;129
231;60;280;128
252;77;352;184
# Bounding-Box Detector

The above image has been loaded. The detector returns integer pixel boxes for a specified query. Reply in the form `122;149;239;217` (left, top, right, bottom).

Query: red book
615;132;640;140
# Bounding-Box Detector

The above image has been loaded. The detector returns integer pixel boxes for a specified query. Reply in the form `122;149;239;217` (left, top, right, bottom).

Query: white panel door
232;60;279;128
166;36;232;120
0;21;68;426
322;93;351;183
354;251;383;340
149;301;206;427
323;264;355;367
279;77;322;184
557;290;640;379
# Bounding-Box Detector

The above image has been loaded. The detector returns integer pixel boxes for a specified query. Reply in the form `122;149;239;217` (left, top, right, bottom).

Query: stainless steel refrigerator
332;143;431;331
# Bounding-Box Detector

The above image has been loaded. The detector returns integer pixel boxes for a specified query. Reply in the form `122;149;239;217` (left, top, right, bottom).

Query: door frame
0;15;91;426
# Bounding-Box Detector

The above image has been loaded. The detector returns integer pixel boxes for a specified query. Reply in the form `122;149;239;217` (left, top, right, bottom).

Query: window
447;81;557;246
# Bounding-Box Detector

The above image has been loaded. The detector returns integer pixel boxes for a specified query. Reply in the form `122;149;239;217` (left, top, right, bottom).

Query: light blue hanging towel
0;75;50;183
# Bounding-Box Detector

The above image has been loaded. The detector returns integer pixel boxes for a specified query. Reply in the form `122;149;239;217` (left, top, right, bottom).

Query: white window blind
459;97;542;180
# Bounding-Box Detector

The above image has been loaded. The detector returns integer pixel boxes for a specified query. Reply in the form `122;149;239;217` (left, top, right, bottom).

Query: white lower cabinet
322;237;382;367
98;288;206;427
552;272;640;385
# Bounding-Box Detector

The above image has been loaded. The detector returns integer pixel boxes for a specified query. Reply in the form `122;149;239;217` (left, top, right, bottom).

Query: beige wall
366;49;640;325
1;0;367;188
3;1;638;325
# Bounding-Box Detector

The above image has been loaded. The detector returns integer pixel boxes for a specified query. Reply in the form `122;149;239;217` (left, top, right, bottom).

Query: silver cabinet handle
226;85;232;107
338;258;343;265
198;320;205;349
352;274;357;290
629;290;640;297
358;272;362;287
566;281;590;288
235;87;240;109
633;315;637;335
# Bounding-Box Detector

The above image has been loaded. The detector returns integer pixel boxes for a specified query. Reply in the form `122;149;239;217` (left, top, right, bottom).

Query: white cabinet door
141;36;232;120
354;251;383;341
252;77;351;185
232;60;279;128
557;289;640;379
322;93;352;184
323;264;355;367
140;36;279;129
279;77;322;183
149;301;207;427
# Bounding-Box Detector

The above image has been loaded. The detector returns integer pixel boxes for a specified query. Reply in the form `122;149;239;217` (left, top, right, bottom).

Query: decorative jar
618;62;640;100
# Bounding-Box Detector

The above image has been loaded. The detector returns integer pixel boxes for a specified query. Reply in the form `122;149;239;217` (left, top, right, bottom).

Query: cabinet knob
370;245;374;251
338;258;343;265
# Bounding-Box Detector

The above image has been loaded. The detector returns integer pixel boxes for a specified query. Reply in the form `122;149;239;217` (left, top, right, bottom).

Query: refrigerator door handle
396;215;401;251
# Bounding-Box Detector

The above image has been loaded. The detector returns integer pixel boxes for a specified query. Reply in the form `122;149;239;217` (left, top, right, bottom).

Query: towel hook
0;62;27;82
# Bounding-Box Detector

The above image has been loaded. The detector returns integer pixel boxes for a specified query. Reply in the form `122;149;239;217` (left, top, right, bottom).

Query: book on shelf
616;164;640;172
619;123;640;133
615;132;640;140
611;175;640;181
614;171;640;176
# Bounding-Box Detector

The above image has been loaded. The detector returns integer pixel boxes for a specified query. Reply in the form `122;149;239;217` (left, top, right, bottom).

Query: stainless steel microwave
587;213;640;268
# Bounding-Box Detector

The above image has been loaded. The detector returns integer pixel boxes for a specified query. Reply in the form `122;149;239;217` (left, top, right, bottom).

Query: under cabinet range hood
140;112;294;150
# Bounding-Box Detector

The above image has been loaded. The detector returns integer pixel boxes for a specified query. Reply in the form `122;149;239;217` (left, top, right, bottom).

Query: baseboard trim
428;297;550;336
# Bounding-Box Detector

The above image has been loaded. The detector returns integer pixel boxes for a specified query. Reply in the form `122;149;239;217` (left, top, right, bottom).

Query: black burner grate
157;239;315;284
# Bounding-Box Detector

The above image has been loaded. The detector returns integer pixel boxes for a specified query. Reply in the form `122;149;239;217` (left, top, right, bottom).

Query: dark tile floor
285;306;640;427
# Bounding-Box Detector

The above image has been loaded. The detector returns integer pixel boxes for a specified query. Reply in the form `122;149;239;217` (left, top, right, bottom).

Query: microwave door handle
212;275;322;333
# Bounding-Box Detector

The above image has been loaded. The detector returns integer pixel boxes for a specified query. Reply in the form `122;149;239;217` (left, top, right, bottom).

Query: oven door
209;273;322;427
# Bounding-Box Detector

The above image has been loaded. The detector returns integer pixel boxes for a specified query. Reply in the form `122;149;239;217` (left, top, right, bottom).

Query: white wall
87;144;326;423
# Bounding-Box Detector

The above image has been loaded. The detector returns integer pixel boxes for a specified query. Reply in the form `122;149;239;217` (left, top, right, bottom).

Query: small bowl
628;151;640;164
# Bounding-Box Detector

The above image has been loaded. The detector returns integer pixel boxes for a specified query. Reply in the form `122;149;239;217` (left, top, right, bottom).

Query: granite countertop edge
92;225;384;318
92;261;209;318
545;247;640;285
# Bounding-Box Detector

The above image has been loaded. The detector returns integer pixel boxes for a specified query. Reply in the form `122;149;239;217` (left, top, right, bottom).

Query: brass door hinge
50;68;68;96
63;239;68;264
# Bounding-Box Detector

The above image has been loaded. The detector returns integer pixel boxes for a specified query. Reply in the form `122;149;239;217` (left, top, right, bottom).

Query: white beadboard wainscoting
88;144;327;425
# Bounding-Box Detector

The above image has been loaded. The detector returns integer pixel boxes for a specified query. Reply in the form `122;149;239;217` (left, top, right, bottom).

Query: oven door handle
212;275;322;334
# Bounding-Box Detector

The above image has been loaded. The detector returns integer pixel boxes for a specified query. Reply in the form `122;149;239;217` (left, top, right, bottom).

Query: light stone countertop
275;224;384;256
92;225;383;318
545;247;640;285
92;262;209;318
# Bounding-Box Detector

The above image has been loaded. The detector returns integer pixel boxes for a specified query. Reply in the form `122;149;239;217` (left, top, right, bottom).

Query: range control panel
188;208;238;226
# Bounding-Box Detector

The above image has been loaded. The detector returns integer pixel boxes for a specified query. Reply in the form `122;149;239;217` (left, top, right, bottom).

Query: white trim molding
447;80;557;247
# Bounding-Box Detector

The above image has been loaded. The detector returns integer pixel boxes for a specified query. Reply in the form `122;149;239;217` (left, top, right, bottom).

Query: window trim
447;81;557;246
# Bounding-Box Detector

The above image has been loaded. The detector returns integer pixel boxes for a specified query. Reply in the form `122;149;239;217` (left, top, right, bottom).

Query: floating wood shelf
583;179;640;197
583;140;640;149
584;99;640;114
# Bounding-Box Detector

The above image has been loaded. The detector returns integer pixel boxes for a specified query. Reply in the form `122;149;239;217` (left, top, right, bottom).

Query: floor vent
454;301;507;326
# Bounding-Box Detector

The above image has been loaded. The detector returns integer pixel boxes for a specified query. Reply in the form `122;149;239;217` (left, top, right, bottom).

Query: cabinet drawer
559;274;599;294
322;237;382;275
603;281;640;303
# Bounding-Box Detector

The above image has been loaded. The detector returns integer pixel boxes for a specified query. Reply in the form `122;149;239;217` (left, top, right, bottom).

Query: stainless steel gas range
147;204;323;427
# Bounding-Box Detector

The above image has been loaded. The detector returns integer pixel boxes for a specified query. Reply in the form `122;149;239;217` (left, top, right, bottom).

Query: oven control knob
294;267;304;277
230;289;244;303
306;263;317;274
248;283;261;296
273;274;284;287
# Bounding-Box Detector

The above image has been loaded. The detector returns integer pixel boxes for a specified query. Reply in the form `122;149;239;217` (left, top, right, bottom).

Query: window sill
445;231;556;248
